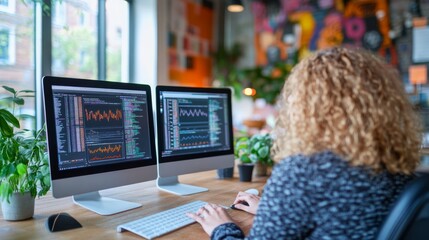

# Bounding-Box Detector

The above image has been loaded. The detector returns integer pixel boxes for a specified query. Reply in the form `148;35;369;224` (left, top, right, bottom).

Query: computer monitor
42;76;157;215
156;86;234;195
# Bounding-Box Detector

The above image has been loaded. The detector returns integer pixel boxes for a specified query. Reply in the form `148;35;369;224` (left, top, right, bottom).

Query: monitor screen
43;76;157;199
51;85;152;172
157;87;233;162
155;86;234;195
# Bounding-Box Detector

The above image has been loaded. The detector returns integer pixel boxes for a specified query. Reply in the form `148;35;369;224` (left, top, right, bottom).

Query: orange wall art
168;0;214;86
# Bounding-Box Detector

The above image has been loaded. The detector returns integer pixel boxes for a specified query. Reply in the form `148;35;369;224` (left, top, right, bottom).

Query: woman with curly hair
187;47;422;239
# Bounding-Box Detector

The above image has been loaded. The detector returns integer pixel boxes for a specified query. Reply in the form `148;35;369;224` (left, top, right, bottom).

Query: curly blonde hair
273;47;422;174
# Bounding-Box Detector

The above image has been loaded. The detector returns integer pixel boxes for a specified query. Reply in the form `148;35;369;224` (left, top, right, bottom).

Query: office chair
376;174;429;240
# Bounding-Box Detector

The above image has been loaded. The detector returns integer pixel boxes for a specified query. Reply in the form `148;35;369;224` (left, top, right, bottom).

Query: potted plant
235;134;273;181
249;134;274;176
0;86;51;221
234;136;254;182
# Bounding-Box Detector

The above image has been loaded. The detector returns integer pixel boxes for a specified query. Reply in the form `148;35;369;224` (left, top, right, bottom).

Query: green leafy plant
0;86;51;202
212;42;245;99
234;134;274;166
242;62;292;104
212;43;293;104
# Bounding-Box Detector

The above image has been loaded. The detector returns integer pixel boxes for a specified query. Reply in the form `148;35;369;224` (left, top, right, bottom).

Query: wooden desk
0;171;267;239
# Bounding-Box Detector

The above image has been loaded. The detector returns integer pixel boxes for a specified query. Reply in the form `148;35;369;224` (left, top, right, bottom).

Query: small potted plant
235;136;254;182
0;86;51;221
249;134;274;176
235;134;273;181
234;136;255;182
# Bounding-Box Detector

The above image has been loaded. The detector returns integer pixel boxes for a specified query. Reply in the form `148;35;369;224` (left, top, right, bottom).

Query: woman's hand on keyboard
186;203;233;236
233;191;260;215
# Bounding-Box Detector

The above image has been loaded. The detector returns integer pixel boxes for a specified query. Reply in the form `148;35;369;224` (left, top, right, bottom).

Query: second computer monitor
156;86;234;195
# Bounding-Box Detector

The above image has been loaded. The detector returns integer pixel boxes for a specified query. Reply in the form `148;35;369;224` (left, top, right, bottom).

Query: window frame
35;0;132;130
0;25;15;65
52;0;66;27
0;0;16;14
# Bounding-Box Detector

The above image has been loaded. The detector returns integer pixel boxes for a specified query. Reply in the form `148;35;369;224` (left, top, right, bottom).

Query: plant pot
217;167;234;179
254;162;268;177
1;192;35;221
238;164;254;182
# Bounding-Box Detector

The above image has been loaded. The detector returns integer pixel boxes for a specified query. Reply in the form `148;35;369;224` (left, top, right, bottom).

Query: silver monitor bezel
43;76;158;198
155;86;234;178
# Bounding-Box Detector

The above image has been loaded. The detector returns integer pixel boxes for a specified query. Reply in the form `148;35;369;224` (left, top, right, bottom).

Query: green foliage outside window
53;27;97;78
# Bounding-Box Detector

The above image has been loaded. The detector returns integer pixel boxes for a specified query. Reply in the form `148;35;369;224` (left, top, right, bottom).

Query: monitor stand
157;176;208;196
73;191;141;215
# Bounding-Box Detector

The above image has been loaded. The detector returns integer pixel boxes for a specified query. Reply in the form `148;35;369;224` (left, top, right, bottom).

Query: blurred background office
1;0;429;165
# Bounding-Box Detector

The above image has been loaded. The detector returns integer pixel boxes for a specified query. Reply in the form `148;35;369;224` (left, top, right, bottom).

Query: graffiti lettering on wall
252;0;397;66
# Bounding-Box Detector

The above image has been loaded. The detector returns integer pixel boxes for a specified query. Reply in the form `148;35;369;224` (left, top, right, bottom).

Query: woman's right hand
233;191;261;215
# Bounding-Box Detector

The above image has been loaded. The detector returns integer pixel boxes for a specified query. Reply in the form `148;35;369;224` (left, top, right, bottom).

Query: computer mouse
231;189;259;210
245;188;259;196
230;201;249;210
46;212;82;232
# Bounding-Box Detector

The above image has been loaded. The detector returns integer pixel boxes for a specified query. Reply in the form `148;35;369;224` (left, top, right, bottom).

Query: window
0;25;16;65
79;50;87;69
52;0;98;79
106;0;129;82
0;27;11;63
52;1;66;27
0;0;133;131
52;0;130;82
0;0;33;126
79;11;89;27
0;0;15;14
0;0;8;7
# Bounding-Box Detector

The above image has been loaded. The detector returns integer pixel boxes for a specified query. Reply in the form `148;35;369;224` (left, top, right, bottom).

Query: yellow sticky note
409;65;428;84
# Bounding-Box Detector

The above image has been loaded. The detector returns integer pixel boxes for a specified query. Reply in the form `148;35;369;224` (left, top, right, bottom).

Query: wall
225;0;429;78
157;0;169;86
224;0;429;127
156;0;221;87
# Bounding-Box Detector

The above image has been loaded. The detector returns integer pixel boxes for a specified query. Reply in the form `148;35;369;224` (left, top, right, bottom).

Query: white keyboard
117;200;207;239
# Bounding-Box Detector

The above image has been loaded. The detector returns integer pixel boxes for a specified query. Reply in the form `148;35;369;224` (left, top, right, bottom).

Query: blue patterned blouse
211;151;413;240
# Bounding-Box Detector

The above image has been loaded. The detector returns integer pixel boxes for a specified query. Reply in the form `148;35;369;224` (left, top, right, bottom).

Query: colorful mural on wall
252;0;397;66
168;0;214;87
